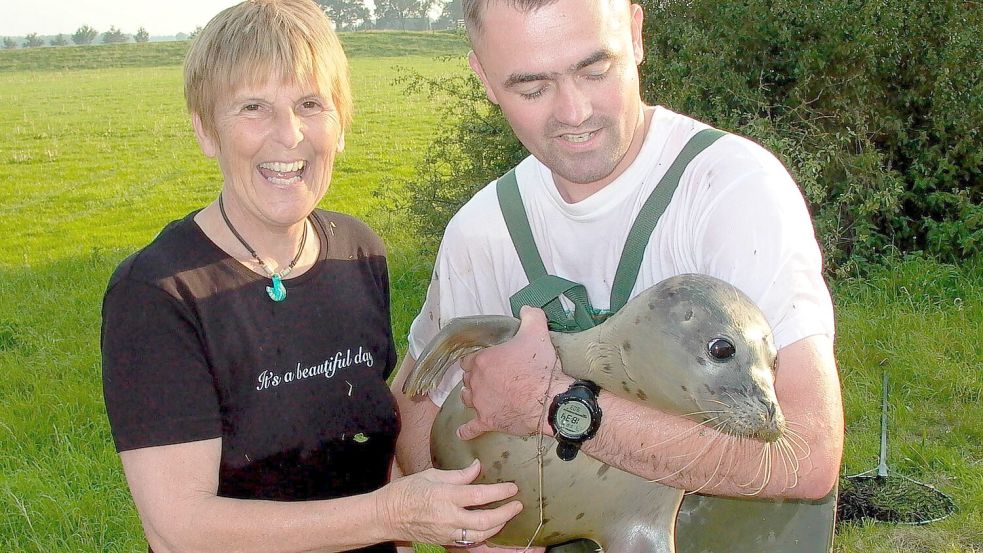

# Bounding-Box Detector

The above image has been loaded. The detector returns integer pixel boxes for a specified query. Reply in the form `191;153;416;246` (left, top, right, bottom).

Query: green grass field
1;37;980;552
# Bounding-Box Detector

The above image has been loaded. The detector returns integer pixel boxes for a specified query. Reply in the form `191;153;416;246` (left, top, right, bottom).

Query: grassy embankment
0;35;979;552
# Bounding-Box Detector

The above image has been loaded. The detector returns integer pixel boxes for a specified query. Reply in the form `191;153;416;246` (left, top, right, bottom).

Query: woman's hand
446;543;547;553
375;459;524;546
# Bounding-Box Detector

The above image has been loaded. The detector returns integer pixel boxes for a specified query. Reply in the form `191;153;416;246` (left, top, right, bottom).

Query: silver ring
454;528;476;546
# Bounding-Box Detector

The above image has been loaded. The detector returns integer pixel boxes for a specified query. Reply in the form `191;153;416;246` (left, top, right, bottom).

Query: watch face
555;400;592;438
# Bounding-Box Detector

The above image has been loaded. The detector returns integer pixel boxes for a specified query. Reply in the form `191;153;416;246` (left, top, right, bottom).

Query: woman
100;1;522;551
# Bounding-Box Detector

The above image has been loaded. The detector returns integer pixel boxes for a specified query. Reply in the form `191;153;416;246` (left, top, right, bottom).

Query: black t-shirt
102;210;398;552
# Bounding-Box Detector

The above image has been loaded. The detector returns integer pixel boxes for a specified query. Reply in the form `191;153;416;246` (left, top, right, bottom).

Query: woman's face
194;78;343;231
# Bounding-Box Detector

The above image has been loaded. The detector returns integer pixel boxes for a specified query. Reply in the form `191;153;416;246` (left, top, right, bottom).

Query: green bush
396;0;981;274
641;0;981;274
386;65;525;251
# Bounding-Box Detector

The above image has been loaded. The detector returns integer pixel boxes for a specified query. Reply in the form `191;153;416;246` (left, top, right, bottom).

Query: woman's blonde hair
184;0;352;139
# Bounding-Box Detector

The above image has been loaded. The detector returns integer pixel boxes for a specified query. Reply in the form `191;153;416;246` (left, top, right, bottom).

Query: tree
2;37;16;49
317;0;372;31
188;26;203;40
134;27;150;43
72;25;98;45
50;34;69;46
102;26;128;43
374;0;438;30
434;0;463;29
23;33;44;48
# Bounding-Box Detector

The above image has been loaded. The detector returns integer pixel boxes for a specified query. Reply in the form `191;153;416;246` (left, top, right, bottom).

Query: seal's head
604;273;785;443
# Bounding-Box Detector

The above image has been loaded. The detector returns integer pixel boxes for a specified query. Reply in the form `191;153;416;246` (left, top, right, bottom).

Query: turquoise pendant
266;274;287;302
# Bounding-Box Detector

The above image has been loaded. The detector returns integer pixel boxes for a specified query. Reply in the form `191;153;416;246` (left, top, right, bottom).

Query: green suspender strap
608;128;726;312
497;128;727;332
497;168;599;332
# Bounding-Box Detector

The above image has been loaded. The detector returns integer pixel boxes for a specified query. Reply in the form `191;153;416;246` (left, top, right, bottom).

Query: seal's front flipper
403;315;520;396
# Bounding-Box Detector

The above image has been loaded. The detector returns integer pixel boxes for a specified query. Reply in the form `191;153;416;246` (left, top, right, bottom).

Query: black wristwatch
548;380;602;461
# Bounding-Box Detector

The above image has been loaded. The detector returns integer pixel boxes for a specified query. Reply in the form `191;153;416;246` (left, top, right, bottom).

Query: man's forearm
562;336;843;500
391;354;440;474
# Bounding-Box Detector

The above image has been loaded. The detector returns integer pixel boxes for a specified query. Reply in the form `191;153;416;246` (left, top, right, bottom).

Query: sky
2;0;246;37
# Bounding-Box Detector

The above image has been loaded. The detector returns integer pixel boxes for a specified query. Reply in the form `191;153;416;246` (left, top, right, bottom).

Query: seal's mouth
752;408;786;443
715;394;786;443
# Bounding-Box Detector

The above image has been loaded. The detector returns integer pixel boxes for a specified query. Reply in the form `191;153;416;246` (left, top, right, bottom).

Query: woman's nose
272;108;303;148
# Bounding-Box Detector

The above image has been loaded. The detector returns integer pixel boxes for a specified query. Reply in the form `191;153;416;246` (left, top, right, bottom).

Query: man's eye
519;86;547;100
242;103;261;112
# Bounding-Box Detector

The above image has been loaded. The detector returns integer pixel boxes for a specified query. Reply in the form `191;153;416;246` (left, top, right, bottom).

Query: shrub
640;0;981;274
396;0;981;274
384;64;525;250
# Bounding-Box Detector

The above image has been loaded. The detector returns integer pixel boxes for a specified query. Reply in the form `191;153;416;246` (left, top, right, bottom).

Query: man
391;0;844;551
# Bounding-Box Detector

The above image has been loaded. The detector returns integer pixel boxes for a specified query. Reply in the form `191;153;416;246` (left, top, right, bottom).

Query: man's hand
457;307;573;441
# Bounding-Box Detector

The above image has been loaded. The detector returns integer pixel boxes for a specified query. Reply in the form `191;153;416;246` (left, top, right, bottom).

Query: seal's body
405;274;786;552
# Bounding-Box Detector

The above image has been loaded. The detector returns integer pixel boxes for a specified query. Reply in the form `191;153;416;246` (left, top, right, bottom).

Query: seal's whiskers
735;436;769;492
687;432;730;494
636;416;722;454
775;439;799;491
735;442;771;495
778;437;802;474
709;420;772;494
649;419;728;484
779;422;812;459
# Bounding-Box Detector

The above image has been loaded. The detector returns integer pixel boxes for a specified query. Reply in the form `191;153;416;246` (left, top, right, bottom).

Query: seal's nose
755;398;785;442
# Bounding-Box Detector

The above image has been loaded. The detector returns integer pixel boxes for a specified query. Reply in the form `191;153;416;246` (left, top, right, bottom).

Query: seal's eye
708;338;736;360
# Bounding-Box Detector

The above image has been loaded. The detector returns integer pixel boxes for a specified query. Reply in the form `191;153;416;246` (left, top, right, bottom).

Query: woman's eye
708;338;736;360
298;99;327;114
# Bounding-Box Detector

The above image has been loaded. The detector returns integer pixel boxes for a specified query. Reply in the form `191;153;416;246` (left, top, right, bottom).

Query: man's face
469;0;645;197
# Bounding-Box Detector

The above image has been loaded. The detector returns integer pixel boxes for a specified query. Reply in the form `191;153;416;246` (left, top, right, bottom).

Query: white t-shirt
408;106;834;406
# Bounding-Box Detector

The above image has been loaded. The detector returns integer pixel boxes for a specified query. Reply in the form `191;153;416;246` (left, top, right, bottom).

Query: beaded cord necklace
218;194;309;302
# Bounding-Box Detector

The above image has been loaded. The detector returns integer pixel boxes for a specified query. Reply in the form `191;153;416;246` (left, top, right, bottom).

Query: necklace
218;194;309;302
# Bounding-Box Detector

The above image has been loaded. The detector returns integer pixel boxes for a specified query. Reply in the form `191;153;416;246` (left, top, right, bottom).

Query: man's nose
552;82;593;128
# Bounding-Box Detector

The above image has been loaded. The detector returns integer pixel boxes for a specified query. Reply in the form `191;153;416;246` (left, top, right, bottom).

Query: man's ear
630;3;645;65
468;50;500;105
191;113;218;158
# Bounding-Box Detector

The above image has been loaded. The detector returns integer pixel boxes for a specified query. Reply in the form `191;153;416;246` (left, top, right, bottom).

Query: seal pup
404;273;790;552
